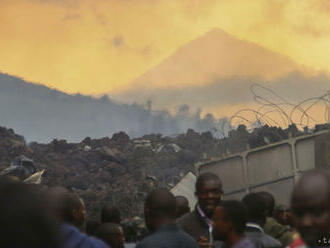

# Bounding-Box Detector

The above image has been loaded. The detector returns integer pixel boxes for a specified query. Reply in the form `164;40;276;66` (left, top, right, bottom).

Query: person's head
51;188;86;228
175;195;190;218
291;169;330;247
257;191;275;217
96;223;125;248
213;200;247;243
144;188;176;232
195;172;223;217
274;205;291;226
242;193;267;227
86;220;101;236
0;181;60;248
101;204;121;224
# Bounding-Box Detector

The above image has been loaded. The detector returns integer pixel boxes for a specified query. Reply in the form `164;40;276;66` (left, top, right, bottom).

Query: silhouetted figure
177;172;223;247
86;220;101;236
257;192;275;218
213;200;258;248
0;181;60;248
101;204;121;224
242;193;282;248
137;189;198;248
51;188;108;248
291;169;330;248
175;195;190;219
258;191;293;245
96;223;125;248
53;190;86;230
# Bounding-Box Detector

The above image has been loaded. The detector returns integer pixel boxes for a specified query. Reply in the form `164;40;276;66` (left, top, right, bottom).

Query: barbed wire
229;84;330;130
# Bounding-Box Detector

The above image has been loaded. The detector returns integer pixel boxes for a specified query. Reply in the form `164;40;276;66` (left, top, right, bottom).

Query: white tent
23;170;45;184
171;171;197;209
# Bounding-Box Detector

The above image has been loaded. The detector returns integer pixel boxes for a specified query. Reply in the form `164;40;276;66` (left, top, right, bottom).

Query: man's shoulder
246;229;282;248
61;224;108;248
258;233;282;248
177;211;198;225
136;234;157;248
87;237;109;248
176;228;199;243
136;226;199;248
264;217;293;245
136;229;172;247
265;217;287;233
236;237;263;248
176;210;210;241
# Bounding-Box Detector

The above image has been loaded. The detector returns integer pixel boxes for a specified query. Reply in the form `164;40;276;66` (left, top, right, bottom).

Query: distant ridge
0;73;221;142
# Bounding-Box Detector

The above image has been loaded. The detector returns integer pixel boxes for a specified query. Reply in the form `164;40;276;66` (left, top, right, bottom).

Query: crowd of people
0;169;329;248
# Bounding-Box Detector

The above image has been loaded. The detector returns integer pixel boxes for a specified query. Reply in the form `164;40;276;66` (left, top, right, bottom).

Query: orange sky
1;0;330;95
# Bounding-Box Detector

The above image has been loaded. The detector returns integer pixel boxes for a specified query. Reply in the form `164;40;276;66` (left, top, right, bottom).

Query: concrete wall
199;131;330;205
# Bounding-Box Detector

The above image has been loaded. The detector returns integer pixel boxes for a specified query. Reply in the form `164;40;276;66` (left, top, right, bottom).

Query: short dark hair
95;223;122;246
257;191;275;217
175;195;189;205
0;182;59;248
196;172;222;192
101;204;121;224
242;193;267;224
220;200;247;234
145;188;176;218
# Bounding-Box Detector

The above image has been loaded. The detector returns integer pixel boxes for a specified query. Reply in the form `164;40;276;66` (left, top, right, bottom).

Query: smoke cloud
1;71;330;143
0;73;227;142
112;72;330;117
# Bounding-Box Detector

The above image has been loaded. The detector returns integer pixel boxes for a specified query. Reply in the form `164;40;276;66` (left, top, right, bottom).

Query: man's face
275;210;290;226
291;176;330;246
196;180;223;217
212;206;230;241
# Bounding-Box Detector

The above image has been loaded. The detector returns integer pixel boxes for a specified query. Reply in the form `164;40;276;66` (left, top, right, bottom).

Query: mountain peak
204;27;234;38
129;28;308;90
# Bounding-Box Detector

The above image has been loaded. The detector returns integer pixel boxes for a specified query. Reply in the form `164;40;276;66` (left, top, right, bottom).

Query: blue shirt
60;224;109;248
232;237;260;248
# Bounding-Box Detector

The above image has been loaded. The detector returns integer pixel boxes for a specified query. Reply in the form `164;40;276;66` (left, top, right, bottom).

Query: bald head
144;189;176;232
145;189;176;217
291;170;330;246
195;172;223;218
196;172;222;192
292;171;330;206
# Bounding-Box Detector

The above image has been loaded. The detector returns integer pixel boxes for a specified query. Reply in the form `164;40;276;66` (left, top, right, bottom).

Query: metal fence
199;131;329;205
